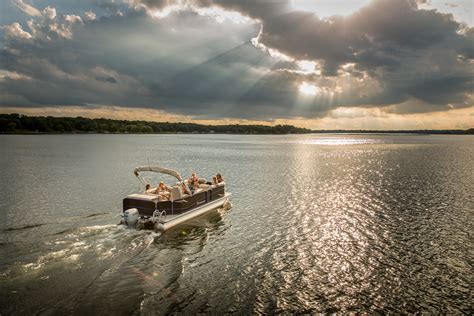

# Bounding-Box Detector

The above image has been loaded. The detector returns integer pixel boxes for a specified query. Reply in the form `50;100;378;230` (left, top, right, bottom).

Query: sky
0;0;473;129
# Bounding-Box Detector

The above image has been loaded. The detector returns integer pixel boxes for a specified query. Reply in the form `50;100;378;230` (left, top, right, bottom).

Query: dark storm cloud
95;76;118;84
194;0;473;58
2;10;326;119
185;0;473;109
0;0;473;119
173;0;474;107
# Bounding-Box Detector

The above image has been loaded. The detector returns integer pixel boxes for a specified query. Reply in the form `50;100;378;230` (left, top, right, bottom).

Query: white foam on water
99;246;117;260
17;224;161;276
80;224;117;231
23;262;45;271
145;231;161;248
67;254;80;261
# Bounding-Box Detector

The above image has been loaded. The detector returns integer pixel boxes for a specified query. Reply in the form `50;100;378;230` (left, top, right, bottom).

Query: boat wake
2;224;159;277
1;205;230;315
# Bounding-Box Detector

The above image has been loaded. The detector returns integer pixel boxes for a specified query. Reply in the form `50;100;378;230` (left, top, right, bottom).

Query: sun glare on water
299;82;318;96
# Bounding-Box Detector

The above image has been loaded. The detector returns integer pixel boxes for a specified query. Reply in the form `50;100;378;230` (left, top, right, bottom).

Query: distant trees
1;114;472;135
0;114;312;134
124;124;153;133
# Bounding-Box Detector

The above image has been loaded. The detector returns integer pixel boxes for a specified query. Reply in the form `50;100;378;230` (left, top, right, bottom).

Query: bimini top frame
134;165;183;186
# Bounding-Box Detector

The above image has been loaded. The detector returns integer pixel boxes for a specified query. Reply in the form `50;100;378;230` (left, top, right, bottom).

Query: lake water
0;134;472;314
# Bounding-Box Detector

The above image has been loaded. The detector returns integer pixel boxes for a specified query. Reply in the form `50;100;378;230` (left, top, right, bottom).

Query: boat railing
153;210;167;223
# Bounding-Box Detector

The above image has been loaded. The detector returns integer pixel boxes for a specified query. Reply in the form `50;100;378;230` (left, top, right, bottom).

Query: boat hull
155;192;231;232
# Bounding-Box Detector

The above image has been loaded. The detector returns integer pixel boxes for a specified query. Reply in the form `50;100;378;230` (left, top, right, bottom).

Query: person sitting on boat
155;182;169;194
186;178;193;190
216;173;224;183
189;172;200;191
155;182;170;200
193;176;200;188
145;184;151;193
212;176;218;185
181;182;188;195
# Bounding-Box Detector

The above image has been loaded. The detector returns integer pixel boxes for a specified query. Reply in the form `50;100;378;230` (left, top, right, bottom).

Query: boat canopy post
133;165;183;186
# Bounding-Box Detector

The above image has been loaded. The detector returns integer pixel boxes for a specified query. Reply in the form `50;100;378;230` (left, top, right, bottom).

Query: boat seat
170;186;185;201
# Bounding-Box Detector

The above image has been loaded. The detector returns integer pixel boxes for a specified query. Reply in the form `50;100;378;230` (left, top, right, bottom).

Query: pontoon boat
121;166;231;232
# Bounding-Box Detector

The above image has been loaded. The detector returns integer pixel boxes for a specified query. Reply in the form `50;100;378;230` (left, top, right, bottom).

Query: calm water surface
0;134;472;314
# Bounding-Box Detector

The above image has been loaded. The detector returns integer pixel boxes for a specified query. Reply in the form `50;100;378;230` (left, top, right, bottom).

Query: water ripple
1;134;472;314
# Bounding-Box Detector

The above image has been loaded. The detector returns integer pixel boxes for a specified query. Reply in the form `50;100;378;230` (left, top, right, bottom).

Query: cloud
444;2;459;8
2;11;292;119
12;0;41;17
151;1;473;101
0;0;473;125
2;22;32;40
306;105;474;130
84;11;97;21
42;6;57;20
188;1;473;81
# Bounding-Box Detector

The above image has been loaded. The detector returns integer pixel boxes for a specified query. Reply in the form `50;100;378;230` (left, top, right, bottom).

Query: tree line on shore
0;114;311;134
0;114;472;135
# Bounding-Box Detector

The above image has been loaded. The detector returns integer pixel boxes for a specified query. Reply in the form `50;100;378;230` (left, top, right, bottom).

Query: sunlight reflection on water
300;137;383;146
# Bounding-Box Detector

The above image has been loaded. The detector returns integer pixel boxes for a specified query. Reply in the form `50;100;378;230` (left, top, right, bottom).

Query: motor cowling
123;208;139;227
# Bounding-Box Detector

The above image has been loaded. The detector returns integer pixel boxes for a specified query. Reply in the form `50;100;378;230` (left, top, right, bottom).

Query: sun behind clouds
299;82;319;96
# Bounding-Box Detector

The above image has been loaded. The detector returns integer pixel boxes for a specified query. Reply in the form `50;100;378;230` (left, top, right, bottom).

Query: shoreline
1;131;472;135
1;114;472;135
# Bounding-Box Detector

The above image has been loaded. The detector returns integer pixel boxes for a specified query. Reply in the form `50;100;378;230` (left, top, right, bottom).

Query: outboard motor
123;208;139;227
